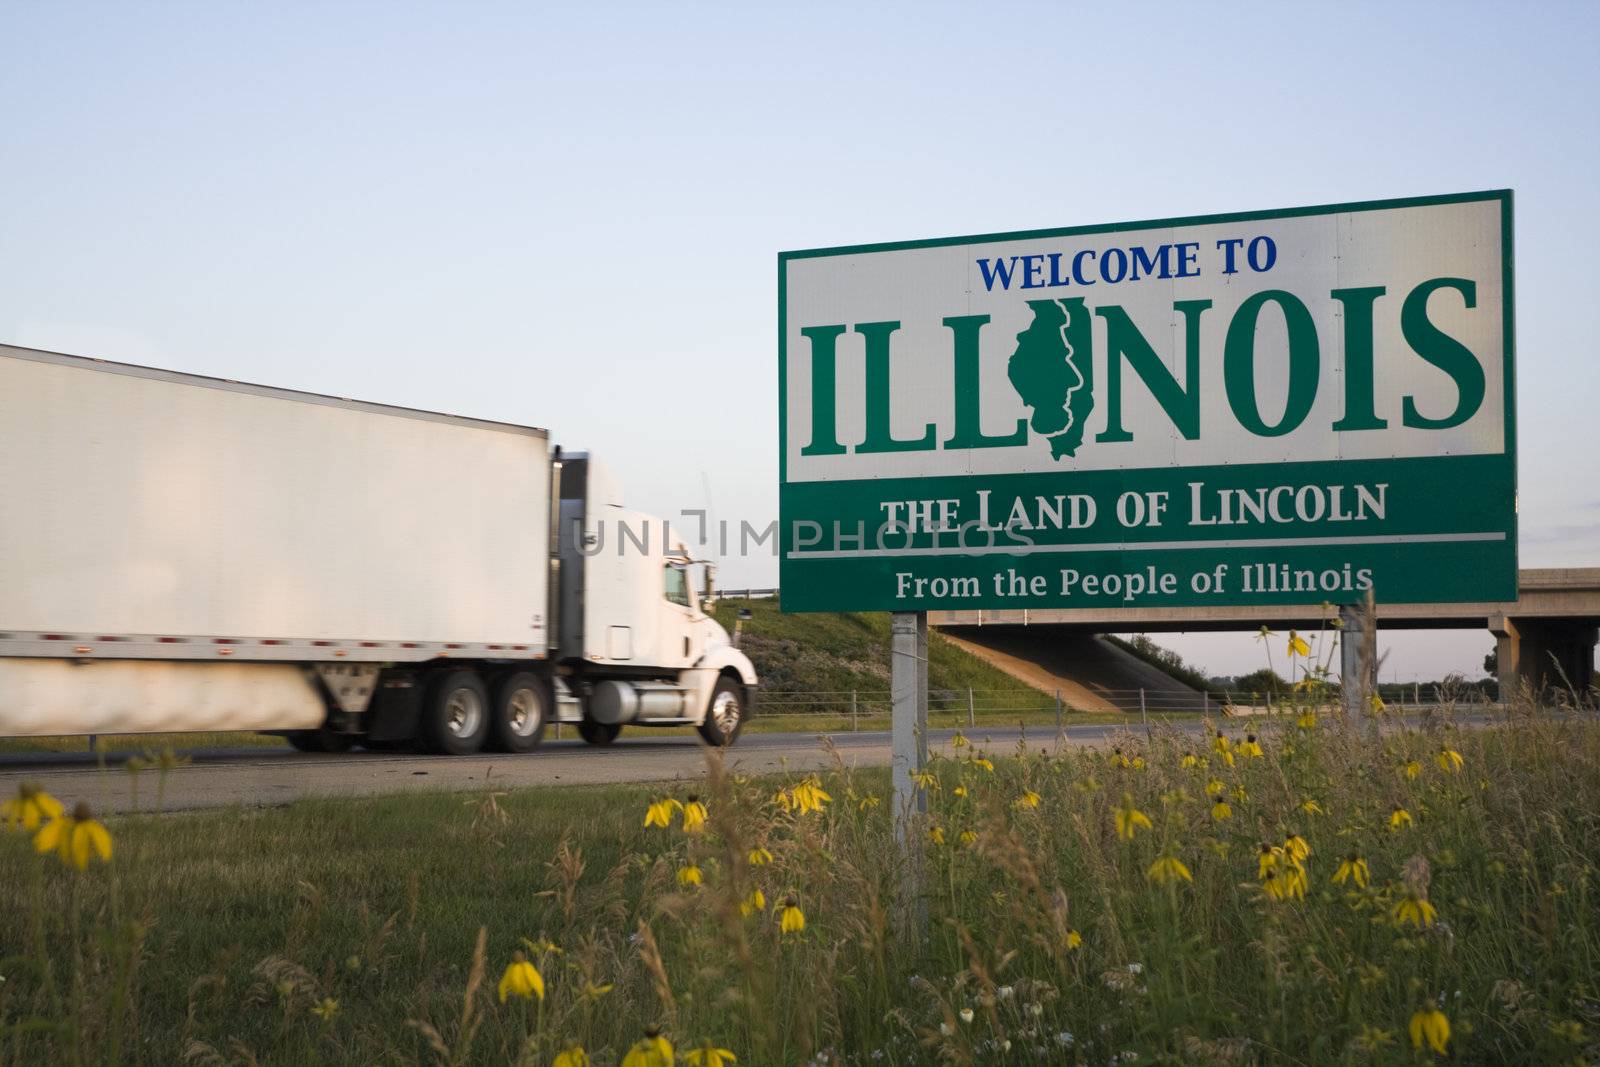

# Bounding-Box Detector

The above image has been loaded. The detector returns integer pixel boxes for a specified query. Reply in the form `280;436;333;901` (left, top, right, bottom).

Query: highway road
0;716;1487;816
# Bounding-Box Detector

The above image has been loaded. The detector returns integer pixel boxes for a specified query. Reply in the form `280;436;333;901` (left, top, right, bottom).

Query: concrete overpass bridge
930;568;1600;698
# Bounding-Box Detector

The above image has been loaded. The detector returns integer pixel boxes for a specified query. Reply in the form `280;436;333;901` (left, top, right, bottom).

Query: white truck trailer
0;344;757;754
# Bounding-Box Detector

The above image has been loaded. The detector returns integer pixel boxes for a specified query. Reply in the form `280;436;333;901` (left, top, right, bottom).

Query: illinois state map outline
1005;296;1095;459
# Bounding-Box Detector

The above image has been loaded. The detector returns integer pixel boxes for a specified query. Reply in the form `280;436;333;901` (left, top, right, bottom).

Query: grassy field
3;702;1598;1065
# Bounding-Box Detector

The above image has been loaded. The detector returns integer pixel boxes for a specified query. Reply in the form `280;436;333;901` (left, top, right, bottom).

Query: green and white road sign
778;191;1516;613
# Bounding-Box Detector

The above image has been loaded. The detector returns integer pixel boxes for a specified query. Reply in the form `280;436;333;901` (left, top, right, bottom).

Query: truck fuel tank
588;680;690;724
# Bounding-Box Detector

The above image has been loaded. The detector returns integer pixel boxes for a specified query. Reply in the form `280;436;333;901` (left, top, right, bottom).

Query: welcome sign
778;191;1516;612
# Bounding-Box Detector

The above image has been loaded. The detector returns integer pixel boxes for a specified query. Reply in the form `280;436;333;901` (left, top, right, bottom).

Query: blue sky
3;2;1596;679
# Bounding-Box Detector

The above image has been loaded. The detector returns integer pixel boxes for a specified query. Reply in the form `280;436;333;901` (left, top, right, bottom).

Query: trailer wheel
577;720;621;746
421;669;491;755
489;671;548;753
697;677;745;747
286;728;355;753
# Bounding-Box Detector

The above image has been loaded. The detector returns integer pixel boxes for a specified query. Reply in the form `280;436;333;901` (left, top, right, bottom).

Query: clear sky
4;2;1596;680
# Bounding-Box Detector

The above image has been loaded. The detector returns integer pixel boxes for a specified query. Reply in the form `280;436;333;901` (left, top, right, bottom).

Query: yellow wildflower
1435;749;1464;774
1259;843;1282;878
1179;752;1200;769
1212;732;1232;757
1301;799;1325;816
497;953;544;1002
739;888;766;917
1147;855;1193;885
1211;795;1232;822
2;783;63;832
928;825;945;846
1288;631;1311;658
677;864;703;888
1110;748;1131;769
1114;796;1153;841
580;982;614;1001
1065;929;1083;950
779;897;805;935
622;1029;675;1067
1132;756;1146;770
681;796;708;833
310;997;340;1021
1332;854;1370;889
950;731;969;748
747;847;774;867
959;829;978;846
967;756;995;774
554;1047;591;1067
1016;789;1042;810
1240;734;1264;759
1409;1007;1450;1054
1232;784;1248;802
644;797;681;828
1284;834;1310;862
1389;806;1414;830
952;784;968;797
790;777;832;814
1370;692;1386;714
1206;778;1225;796
1280;865;1308;899
33;802;113;871
685;1043;737;1067
1392;893;1438;929
1403;760;1422;780
910;770;939;792
1296;711;1318;730
857;794;880;810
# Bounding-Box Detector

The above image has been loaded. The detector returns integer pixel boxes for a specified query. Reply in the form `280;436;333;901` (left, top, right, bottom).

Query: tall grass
3;701;1598;1064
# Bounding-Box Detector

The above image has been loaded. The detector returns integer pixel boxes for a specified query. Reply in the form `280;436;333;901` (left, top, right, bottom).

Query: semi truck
0;343;757;754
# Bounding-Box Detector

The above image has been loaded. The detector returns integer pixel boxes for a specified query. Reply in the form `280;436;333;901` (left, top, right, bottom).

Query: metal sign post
891;611;928;921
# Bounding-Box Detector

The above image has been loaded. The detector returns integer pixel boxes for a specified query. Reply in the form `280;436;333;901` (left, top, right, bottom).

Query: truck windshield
664;563;691;608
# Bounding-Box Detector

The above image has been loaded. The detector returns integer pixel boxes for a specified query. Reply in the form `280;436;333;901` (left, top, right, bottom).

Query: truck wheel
421;669;491;755
697;677;745;747
286;728;355;753
577;720;621;746
489;671;548;753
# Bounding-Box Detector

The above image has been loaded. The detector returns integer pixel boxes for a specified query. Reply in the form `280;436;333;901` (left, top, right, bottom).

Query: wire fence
750;685;1475;730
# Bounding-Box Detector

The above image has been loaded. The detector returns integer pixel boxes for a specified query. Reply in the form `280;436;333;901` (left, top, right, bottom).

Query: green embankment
710;596;1056;722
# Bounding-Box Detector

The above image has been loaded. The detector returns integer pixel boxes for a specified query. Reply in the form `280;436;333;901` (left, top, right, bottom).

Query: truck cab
553;453;757;746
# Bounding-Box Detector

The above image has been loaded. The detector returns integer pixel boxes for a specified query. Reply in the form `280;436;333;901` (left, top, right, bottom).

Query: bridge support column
1340;603;1377;717
1493;616;1597;702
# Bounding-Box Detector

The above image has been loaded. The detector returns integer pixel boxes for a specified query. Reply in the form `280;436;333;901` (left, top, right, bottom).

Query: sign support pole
891;611;928;923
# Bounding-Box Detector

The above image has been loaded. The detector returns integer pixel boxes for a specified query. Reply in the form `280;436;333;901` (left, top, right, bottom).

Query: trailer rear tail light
74;646;94;654
158;637;186;644
217;648;234;656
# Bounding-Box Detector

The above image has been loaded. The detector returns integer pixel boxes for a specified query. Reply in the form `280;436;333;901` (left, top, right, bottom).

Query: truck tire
421;669;491;755
577;720;621;746
286;728;355;753
489;671;548;753
697;677;745;747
